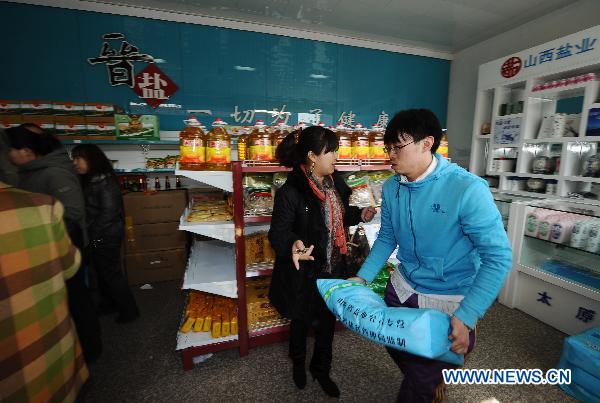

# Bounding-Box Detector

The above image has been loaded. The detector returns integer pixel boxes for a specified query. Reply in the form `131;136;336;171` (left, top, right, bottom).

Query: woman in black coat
72;144;139;323
268;126;376;397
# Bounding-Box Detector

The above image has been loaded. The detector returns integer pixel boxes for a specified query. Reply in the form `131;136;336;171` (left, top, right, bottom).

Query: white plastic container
525;208;555;237
570;219;595;249
537;213;568;241
584;221;600;253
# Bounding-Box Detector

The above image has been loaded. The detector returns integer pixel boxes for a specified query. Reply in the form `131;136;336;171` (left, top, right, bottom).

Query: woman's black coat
83;174;124;244
268;166;362;322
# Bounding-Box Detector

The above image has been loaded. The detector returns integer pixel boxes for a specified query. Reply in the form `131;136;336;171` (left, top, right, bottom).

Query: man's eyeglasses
384;141;414;155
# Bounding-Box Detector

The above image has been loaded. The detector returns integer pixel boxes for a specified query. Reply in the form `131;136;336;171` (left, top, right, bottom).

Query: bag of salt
317;279;463;365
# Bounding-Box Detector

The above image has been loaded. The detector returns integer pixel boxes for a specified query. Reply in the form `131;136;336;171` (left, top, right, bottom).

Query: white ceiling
88;0;580;54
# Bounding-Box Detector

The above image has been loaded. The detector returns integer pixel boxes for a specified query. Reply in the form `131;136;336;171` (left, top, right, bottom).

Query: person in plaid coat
0;182;89;402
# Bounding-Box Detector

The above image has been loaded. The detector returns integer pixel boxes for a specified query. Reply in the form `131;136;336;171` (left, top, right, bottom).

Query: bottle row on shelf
119;174;182;192
178;116;397;172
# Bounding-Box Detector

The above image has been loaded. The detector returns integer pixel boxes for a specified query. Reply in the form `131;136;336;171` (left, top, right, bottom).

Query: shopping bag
317;279;463;366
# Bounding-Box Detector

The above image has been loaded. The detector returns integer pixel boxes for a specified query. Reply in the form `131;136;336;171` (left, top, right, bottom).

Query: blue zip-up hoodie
357;154;512;329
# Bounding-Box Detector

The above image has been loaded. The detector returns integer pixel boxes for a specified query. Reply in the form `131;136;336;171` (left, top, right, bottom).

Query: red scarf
300;165;347;254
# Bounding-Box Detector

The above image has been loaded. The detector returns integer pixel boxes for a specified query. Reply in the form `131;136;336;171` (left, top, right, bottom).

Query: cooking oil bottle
439;131;449;159
271;120;290;158
178;115;206;171
205;118;231;170
236;126;250;161
351;123;370;160
248;119;273;161
368;124;386;160
335;122;352;160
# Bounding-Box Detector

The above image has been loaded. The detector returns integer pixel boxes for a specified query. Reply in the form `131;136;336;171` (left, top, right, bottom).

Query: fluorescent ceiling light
310;74;328;79
234;65;256;71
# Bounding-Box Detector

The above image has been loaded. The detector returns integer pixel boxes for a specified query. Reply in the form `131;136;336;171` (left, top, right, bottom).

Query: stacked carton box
123;190;188;284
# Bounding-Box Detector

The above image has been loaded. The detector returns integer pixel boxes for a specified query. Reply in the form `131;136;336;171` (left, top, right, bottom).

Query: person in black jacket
72;144;139;323
269;126;376;397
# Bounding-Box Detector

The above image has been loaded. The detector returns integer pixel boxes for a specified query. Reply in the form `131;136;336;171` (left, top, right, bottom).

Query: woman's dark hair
275;126;339;167
384;109;442;154
71;144;117;183
5;123;62;156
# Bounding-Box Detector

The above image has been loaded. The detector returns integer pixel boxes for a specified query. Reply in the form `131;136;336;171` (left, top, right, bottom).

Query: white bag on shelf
537;114;567;139
564;114;581;137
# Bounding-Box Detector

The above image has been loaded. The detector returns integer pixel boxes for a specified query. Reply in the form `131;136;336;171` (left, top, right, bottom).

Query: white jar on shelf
493;158;516;172
545;180;558;195
584;221;600;253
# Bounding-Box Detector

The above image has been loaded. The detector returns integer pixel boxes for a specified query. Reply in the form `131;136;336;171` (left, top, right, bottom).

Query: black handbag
346;225;371;277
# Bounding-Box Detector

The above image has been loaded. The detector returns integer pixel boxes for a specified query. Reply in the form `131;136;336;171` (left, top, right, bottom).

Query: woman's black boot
293;362;306;389
310;371;340;398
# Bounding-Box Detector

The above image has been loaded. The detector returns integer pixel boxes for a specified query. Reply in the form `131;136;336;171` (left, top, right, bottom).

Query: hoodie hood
19;148;73;174
395;154;458;189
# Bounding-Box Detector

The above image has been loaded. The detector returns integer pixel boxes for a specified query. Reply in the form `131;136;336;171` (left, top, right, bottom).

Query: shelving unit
175;160;392;369
473;26;600;336
61;139;179;145
469;34;600;203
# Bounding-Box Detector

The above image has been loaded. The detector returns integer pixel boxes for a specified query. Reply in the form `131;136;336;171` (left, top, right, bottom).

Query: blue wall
0;3;450;130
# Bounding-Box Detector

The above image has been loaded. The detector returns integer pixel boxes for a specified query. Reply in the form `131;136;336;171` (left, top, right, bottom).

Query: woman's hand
361;207;377;223
291;240;314;270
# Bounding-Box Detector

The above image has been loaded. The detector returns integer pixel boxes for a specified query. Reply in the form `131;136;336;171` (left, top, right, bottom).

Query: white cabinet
499;199;600;335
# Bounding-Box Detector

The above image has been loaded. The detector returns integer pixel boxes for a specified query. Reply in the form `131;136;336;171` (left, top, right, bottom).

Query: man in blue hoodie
350;109;512;402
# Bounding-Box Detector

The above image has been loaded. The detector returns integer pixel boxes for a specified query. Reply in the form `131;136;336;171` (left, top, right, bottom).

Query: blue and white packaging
317;279;464;366
556;327;600;402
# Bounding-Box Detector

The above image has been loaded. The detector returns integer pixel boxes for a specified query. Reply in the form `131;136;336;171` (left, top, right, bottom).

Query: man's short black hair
384;109;442;154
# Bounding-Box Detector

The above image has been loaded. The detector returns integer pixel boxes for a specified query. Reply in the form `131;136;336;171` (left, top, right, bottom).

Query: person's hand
347;276;366;285
449;315;470;355
361;207;377;223
291;240;314;270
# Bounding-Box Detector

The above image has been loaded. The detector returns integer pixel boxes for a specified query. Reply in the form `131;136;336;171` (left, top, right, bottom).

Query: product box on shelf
125;248;187;284
0;100;21;114
0;114;22;129
20;100;54;115
123;189;187;224
493;116;521;144
53;101;86;115
21;115;55;133
115;114;160;140
124;221;188;253
54;116;87;137
84;102;117;117
586;105;600;136
85;116;116;138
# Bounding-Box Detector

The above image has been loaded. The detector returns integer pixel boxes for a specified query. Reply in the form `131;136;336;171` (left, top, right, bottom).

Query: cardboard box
21;114;55;133
123;189;187;224
126;248;187;284
21;100;54;115
0;114;22;129
86;116;116;137
84;102;117;117
53;101;86;115
586;105;600;136
115;114;159;140
55;116;87;136
0;100;21;114
125;221;188;253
